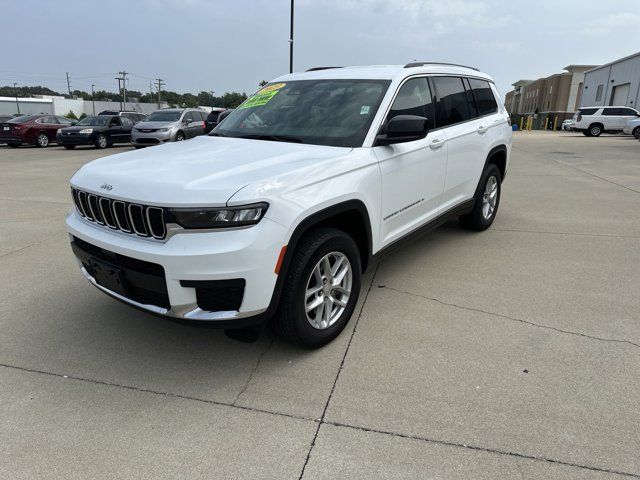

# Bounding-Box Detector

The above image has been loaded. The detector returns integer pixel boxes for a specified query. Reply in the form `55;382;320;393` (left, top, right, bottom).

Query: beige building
505;65;597;121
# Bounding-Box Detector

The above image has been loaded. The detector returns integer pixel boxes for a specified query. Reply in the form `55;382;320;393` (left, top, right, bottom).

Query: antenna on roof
404;62;479;71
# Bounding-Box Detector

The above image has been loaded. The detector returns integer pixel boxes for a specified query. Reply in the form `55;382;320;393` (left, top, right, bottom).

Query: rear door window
121;117;133;127
578;108;598;116
468;78;498;116
432;76;473;127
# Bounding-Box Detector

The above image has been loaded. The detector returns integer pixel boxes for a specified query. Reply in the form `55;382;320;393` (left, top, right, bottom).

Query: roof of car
273;64;494;83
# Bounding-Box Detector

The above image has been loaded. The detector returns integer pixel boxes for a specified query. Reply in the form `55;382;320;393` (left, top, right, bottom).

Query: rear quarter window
578;108;598;116
468;78;498;116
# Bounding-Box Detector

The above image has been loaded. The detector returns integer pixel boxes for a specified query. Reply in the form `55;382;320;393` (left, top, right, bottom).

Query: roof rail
305;66;344;72
404;62;479;71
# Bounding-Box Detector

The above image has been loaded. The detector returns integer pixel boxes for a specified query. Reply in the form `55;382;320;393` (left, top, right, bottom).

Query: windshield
77;116;110;126
146;111;182;122
212;79;390;147
8;115;38;124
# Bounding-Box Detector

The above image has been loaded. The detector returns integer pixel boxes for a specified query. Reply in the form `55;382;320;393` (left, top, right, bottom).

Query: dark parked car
204;108;227;133
0;114;76;147
57;115;134;149
98;110;148;124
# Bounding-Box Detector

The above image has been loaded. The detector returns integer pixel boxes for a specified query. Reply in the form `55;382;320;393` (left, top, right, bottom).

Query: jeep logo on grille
100;183;114;191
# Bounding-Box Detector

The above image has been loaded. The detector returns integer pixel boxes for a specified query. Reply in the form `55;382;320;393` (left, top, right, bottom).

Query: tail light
202;121;206;129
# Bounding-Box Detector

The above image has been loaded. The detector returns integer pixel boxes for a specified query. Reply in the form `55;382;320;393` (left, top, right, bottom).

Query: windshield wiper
236;134;303;143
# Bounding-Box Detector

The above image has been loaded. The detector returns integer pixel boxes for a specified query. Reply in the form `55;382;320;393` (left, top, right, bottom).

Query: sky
1;0;639;99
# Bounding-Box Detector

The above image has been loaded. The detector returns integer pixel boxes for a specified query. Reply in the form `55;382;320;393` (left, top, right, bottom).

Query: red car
0;114;77;148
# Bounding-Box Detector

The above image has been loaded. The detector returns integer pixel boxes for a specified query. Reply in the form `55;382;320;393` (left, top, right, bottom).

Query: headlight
157;128;169;132
79;128;93;134
56;129;61;135
168;203;268;229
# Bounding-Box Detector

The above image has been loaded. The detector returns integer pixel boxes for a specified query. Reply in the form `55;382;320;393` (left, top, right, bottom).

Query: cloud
585;12;640;36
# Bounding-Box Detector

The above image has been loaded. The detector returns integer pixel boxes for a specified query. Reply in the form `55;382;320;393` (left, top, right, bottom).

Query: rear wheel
459;164;502;231
95;134;108;149
272;228;362;348
7;143;19;148
588;124;603;137
175;131;185;141
35;132;49;148
633;127;640;140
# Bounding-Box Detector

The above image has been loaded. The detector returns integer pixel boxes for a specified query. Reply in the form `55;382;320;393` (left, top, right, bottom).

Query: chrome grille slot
113;201;132;232
78;191;94;221
128;204;149;237
146;207;166;239
88;194;104;225
71;188;167;240
99;197;117;229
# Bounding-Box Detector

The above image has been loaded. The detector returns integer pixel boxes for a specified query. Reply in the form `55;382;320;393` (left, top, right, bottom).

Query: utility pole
149;80;153;97
155;78;164;109
13;82;20;115
91;84;96;115
66;72;72;96
209;90;215;108
118;71;129;110
289;0;294;73
114;76;123;110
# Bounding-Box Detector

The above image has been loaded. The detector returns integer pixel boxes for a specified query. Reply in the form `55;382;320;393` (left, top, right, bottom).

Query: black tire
8;143;19;148
175;131;185;141
95;134;108;149
582;131;591;137
35;132;49;148
272;227;362;348
63;145;75;150
633;127;640;140
459;164;502;231
588;124;603;137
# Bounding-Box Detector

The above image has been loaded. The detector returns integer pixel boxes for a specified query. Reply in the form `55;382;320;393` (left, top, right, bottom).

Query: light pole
13;82;20;115
91;84;96;115
289;0;294;73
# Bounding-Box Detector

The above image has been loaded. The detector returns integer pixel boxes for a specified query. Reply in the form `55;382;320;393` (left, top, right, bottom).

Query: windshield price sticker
239;83;287;109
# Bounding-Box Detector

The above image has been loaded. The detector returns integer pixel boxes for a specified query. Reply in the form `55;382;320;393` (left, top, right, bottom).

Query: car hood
70;135;353;206
134;121;178;129
61;125;104;133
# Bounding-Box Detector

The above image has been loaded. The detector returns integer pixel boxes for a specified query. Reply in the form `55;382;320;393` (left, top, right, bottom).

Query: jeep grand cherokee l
66;63;512;347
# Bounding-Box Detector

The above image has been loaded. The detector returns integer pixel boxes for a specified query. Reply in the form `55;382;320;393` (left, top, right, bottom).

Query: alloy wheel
304;251;353;330
482;175;498;220
37;133;49;147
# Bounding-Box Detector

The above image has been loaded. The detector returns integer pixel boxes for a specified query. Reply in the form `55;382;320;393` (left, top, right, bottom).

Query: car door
182;111;195;138
374;76;447;247
432;76;489;212
120;116;134;142
106;117;123;143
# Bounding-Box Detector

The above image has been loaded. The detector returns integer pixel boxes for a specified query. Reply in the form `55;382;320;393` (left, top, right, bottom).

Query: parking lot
1;132;639;479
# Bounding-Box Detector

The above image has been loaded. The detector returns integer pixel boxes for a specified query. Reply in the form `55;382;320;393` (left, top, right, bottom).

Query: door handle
477;125;489;134
429;138;446;150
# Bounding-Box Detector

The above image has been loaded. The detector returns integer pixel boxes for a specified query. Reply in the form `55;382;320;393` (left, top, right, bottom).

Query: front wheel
272;228;362;348
63;145;75;150
35;132;49;148
459;164;502;231
95;134;108;149
633;127;640;140
175;132;185;141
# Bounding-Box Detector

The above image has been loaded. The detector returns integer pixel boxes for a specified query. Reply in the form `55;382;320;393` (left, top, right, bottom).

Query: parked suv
98;110;148;124
131;108;206;147
66;63;511;347
572;106;640;136
623;117;640;139
0;114;76;147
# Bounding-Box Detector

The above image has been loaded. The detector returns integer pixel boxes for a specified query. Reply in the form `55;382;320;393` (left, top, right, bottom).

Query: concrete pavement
1;132;639;478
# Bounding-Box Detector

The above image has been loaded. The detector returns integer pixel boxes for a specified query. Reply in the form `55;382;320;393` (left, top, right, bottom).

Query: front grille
135;138;160;144
72;188;166;240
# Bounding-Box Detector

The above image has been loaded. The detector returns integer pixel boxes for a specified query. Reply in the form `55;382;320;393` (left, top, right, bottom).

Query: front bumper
131;129;173;146
57;133;95;146
66;210;287;325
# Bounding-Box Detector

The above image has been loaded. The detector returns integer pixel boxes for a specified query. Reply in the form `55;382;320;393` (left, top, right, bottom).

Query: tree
79;113;87;120
65;110;78;120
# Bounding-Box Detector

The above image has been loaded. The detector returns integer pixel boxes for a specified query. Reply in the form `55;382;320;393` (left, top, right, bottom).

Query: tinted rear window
578;108;598;116
8;115;38;123
469;78;498;116
432;76;473;127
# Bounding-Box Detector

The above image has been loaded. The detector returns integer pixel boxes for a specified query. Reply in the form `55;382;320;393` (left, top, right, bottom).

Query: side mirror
376;115;429;146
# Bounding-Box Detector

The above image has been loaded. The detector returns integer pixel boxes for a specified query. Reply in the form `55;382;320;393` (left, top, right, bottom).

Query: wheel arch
485;144;508;181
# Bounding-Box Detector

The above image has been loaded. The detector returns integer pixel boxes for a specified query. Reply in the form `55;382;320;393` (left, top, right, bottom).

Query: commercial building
505;65;596;117
580;51;640;108
0;95;169;117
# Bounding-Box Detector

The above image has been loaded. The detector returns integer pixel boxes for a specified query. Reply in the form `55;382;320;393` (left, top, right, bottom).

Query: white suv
572;106;640;136
66;63;512;347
